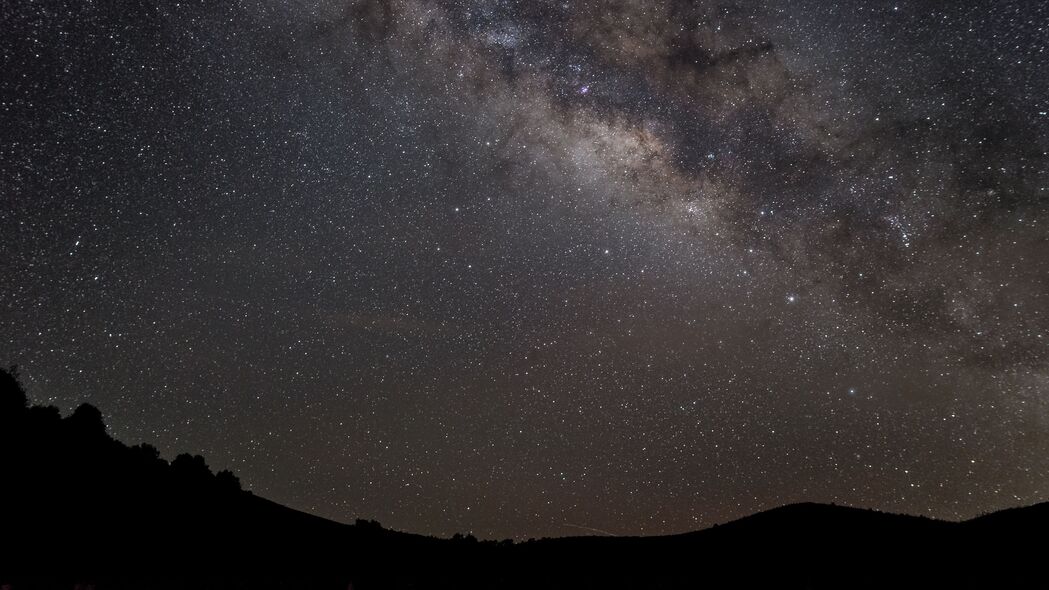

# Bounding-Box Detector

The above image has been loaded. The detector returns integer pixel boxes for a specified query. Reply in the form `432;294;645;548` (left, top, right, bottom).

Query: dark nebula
2;0;1048;539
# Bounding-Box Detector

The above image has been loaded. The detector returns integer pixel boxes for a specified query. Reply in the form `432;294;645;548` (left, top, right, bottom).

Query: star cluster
2;0;1048;539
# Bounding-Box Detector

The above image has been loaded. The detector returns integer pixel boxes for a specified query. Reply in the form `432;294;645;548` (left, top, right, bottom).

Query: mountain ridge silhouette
1;367;1044;589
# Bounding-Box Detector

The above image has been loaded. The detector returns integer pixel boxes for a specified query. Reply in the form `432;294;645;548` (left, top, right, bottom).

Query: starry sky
2;0;1048;540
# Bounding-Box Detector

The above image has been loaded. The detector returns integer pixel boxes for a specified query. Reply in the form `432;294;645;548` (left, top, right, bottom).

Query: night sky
2;0;1048;540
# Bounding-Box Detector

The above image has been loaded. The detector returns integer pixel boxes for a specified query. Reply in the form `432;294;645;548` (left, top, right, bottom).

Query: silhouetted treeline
1;367;1047;590
1;367;243;537
1;367;403;588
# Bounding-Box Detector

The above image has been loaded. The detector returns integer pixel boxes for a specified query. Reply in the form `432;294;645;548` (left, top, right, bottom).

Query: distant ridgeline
1;366;1046;590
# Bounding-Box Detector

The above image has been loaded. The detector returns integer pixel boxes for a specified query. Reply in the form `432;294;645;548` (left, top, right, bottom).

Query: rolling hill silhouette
1;366;1044;589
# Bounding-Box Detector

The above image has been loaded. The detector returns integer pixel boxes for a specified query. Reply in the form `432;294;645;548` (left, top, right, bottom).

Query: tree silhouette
216;469;242;492
0;365;27;418
66;402;106;438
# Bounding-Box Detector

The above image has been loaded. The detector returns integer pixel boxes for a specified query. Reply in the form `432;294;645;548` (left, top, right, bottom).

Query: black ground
2;367;1045;589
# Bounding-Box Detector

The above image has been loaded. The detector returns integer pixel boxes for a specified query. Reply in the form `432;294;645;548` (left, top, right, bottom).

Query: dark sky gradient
2;0;1048;539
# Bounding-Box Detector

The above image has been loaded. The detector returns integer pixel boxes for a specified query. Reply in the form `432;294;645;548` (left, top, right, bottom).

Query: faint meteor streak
563;523;618;537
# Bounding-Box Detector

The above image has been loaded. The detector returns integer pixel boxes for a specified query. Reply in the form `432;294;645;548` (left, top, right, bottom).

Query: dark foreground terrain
1;367;1045;589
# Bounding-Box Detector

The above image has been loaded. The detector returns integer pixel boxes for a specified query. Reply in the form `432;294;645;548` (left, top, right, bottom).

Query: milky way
2;0;1048;539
